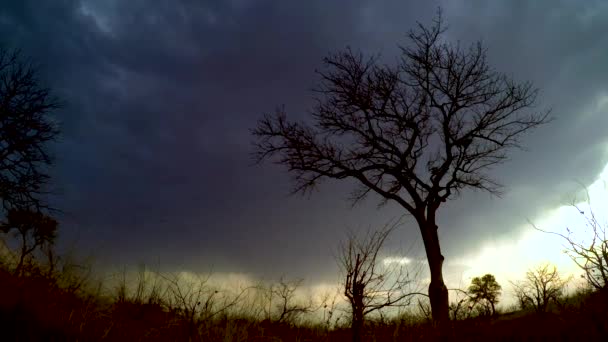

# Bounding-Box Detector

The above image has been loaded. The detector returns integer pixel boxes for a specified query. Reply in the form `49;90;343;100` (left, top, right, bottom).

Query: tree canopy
468;274;501;316
253;11;549;323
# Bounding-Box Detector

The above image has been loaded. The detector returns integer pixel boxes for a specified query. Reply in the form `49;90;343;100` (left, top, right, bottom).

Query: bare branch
532;195;608;292
0;47;61;211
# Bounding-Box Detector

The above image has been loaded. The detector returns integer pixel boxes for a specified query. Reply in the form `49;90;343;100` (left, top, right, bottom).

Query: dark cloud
435;0;608;256
1;0;608;282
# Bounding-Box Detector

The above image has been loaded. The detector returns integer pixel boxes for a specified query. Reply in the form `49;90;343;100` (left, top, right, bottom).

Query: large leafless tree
252;12;550;324
0;47;60;211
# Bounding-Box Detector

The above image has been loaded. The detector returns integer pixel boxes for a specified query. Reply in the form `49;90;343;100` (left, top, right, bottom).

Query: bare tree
511;264;568;314
448;289;472;321
0;208;57;276
0;47;60;211
252;10;550;324
319;287;342;331
467;274;501;316
254;276;317;324
272;277;316;324
338;222;423;342
534;193;608;292
160;272;249;340
416;297;433;322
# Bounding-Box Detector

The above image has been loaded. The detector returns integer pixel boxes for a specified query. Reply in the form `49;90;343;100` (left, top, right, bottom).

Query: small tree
253;10;550;324
338;222;422;342
448;289;477;321
0;208;57;276
256;276;316;324
275;277;317;324
0;47;60;211
160;272;249;340
511;264;568;314
467;274;501;316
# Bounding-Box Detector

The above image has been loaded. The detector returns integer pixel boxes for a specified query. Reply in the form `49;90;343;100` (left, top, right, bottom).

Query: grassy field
0;257;607;342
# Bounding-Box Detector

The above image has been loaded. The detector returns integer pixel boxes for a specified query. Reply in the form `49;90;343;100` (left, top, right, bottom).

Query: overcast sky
2;0;608;297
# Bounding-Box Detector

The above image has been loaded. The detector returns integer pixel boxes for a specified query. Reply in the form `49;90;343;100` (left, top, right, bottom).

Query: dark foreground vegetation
0;257;607;342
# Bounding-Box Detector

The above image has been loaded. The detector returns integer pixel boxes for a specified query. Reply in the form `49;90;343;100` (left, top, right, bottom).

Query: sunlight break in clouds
449;150;608;304
383;257;413;266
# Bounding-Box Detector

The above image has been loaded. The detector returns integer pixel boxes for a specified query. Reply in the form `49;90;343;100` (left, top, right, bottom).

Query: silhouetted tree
338;223;422;342
511;264;568;314
534;193;608;293
273;277;316;324
160;272;250;340
448;289;473;321
252;10;550;324
319;288;341;331
255;276;317;324
467;274;501;316
0;47;60;211
0;208;57;276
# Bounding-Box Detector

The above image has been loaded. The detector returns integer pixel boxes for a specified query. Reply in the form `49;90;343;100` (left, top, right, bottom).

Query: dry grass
0;256;607;341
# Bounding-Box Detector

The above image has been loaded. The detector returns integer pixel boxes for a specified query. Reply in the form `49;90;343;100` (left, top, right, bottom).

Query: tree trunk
15;233;29;277
351;309;363;342
15;252;25;277
418;212;449;326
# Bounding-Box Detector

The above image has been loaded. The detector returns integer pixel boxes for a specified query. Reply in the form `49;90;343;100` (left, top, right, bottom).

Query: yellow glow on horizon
449;156;608;304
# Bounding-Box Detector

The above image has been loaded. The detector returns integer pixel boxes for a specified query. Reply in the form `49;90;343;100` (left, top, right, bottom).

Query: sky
1;0;608;306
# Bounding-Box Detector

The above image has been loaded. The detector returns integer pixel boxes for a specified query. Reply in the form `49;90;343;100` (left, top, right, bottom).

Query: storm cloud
1;0;607;284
